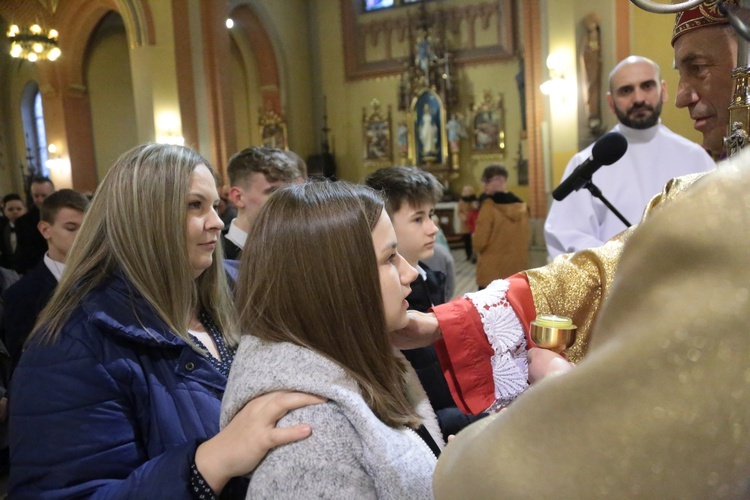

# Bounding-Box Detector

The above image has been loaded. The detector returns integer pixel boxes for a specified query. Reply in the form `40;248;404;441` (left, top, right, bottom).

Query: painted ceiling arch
229;3;283;115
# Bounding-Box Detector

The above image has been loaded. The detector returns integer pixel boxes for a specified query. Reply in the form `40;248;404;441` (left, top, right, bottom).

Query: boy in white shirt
222;147;303;260
2;189;89;375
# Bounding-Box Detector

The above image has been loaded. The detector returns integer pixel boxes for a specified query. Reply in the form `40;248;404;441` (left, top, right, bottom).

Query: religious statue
725;121;749;157
582;13;603;135
473;111;499;151
396;120;409;158
366;126;387;159
259;103;288;151
419;104;438;156
362;98;392;162
398;71;411;112
515;58;527;135
415;33;437;85
446;113;467;153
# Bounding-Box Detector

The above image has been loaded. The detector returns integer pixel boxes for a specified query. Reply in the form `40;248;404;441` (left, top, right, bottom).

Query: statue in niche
582;13;603;136
396;120;409;159
412;89;446;166
515;57;527;136
419;104;438;155
446;113;467;154
414;28;439;87
398;71;411;111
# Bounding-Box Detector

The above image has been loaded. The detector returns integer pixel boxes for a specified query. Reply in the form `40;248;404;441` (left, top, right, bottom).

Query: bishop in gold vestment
434;148;750;498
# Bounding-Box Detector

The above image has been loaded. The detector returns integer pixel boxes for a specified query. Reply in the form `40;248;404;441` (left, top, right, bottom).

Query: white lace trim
464;279;528;413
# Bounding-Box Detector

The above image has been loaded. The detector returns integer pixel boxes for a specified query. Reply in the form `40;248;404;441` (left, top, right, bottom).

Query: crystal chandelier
7;24;61;62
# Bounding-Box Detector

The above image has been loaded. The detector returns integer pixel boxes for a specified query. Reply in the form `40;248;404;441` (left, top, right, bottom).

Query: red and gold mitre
672;0;738;45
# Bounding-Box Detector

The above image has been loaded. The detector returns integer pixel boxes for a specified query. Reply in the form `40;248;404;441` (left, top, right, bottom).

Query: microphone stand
582;180;632;227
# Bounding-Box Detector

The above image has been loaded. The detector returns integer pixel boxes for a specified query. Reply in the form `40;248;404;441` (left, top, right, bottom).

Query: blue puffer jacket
9;273;232;498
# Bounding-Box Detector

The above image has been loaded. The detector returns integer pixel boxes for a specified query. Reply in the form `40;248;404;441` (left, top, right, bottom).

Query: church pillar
231;6;283;116
171;0;199;150
523;0;547;219
37;65;97;192
198;0;236;180
127;0;182;146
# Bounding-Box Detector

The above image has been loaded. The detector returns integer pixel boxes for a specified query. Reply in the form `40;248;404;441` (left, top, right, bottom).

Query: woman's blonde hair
32;143;237;348
236;181;421;429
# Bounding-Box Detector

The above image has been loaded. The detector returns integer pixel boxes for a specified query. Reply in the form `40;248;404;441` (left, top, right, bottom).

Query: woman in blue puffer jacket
9;144;321;498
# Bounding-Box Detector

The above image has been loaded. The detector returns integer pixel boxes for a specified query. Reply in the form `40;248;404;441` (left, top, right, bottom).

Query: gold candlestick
530;315;577;354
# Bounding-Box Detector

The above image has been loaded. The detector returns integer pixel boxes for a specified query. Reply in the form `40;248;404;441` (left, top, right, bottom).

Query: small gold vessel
530;315;577;354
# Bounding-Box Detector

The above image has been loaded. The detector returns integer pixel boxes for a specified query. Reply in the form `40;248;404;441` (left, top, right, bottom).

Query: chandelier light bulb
226;18;234;29
5;24;62;62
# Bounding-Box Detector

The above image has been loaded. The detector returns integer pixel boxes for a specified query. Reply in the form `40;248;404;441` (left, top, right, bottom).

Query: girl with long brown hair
222;181;442;498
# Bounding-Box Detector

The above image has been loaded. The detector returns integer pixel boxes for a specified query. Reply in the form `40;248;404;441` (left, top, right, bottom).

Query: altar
434;201;460;236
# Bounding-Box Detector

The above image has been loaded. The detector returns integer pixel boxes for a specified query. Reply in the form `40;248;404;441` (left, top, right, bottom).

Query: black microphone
552;132;628;201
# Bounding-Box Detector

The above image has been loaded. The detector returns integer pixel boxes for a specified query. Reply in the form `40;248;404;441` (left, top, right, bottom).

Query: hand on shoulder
195;390;325;493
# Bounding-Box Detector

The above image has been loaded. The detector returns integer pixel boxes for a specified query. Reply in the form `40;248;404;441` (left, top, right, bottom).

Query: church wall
543;1;706;190
0;0;713;203
543;0;618;189
86;16;138;183
0;16;21;195
0;61;32;196
8;64;40;193
455;60;527;201
230;37;249;150
543;0;579;193
312;0;528;200
311;0;361;183
239;0;316;160
129;0;180;145
225;8;279;154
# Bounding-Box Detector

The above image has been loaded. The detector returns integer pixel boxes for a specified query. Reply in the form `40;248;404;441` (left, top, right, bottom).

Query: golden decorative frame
362;98;393;164
342;0;517;81
259;109;288;150
409;88;448;167
470;90;506;157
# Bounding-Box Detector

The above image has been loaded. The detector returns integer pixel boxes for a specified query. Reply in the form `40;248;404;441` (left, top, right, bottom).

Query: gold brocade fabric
524;172;707;362
434;155;750;498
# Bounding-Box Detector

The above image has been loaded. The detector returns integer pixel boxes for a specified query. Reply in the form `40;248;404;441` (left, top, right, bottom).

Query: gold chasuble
526;172;707;362
434;154;750;497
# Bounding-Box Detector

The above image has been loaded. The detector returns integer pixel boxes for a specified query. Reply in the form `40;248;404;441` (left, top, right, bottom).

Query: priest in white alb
544;55;715;258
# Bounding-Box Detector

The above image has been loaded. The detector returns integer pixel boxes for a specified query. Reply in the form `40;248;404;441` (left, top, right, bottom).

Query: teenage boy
222;147;302;260
365;166;484;438
2;189;89;376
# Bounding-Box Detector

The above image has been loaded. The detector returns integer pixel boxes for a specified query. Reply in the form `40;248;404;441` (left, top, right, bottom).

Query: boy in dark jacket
365;166;485;438
2;189;89;377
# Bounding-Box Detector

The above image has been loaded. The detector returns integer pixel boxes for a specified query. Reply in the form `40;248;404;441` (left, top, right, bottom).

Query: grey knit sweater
221;335;443;499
